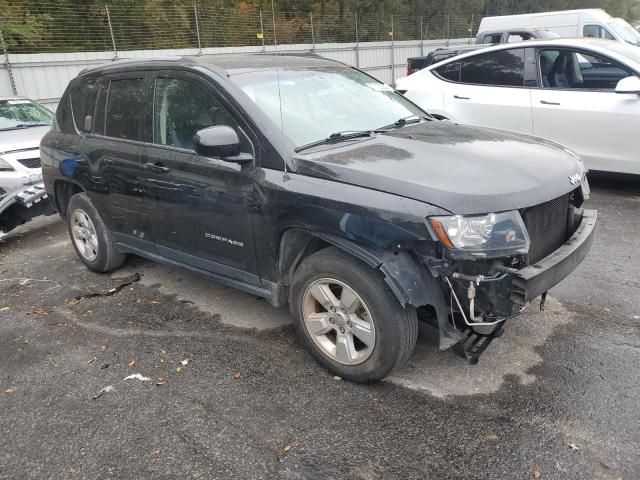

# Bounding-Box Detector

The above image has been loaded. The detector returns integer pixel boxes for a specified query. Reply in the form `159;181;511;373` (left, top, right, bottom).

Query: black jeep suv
41;55;596;382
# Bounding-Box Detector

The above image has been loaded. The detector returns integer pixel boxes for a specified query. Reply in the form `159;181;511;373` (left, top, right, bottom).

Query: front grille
18;157;41;169
521;194;570;265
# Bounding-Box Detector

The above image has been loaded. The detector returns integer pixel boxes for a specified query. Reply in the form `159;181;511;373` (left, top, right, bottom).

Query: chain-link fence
0;2;481;54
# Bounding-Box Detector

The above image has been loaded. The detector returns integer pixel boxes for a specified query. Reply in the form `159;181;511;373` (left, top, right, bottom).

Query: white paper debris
124;374;151;382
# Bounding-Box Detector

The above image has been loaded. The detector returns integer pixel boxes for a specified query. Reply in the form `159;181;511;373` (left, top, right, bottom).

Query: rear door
441;47;533;134
531;47;639;174
75;73;150;240
139;71;260;283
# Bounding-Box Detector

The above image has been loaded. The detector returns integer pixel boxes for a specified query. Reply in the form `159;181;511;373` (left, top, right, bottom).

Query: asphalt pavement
1;177;638;479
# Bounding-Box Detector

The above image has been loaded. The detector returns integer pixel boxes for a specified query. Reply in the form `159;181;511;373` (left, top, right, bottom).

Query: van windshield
609;22;640;45
606;42;640;65
231;67;424;147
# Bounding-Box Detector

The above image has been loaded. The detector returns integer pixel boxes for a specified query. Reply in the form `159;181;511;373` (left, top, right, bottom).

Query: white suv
0;97;54;232
396;38;640;175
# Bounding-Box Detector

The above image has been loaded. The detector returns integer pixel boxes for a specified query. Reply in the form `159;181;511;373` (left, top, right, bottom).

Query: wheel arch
53;180;85;218
278;228;447;309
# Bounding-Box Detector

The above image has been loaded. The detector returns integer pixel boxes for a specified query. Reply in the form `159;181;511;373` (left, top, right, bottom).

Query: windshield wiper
377;115;427;131
15;123;50;128
295;130;376;153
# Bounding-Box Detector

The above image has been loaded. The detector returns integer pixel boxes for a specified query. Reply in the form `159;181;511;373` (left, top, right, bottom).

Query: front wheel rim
71;208;99;262
302;278;376;366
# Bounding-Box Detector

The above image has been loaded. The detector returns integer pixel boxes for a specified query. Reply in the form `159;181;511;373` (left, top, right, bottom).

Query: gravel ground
0;177;638;480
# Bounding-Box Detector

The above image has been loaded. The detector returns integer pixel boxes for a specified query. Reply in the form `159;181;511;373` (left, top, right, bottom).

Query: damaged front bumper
506;209;596;306
438;209;596;362
0;182;53;232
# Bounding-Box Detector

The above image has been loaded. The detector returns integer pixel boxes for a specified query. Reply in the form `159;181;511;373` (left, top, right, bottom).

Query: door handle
540;100;561;105
454;95;470;100
144;162;170;173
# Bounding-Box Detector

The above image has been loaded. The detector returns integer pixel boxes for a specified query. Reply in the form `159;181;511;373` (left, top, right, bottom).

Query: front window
583;24;614;40
539;49;632;90
0;99;53;131
153;77;235;149
231;67;424;147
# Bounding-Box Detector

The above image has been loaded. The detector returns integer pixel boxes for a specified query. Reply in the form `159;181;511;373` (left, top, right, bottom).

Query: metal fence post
310;13;315;51
259;10;265;52
354;13;360;68
419;16;424;56
0;22;17;95
469;14;475;44
390;15;394;85
194;4;202;55
105;5;118;59
446;15;450;46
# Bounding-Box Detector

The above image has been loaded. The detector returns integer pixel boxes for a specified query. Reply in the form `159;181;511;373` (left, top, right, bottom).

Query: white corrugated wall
0;38;470;112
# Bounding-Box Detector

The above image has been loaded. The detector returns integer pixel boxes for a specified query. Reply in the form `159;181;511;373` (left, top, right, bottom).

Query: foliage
0;0;638;52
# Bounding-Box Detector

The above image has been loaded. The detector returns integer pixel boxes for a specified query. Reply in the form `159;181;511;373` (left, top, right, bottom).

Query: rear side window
480;33;502;44
460;48;525;87
70;77;98;132
104;78;146;141
435;61;461;82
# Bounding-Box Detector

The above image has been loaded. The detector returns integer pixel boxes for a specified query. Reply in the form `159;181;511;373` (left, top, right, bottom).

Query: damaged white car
0;97;55;233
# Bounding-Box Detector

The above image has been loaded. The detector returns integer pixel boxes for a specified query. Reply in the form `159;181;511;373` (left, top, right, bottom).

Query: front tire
290;247;418;383
67;193;126;273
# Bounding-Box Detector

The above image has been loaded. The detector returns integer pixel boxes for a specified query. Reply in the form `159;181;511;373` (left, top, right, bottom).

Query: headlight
428;211;529;256
0;157;14;172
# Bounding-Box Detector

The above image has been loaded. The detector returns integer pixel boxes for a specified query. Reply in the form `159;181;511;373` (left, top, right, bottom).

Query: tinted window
436;61;461;82
71;77;98;132
461;49;525;87
104;78;146;141
153;78;235;150
583;24;614;40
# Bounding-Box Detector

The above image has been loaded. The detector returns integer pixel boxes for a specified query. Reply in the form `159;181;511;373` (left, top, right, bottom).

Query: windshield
609;21;640;44
604;41;640;67
0;99;53;130
231;67;424;147
616;19;640;42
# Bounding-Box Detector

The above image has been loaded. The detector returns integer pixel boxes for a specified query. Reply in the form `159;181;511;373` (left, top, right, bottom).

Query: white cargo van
477;9;639;45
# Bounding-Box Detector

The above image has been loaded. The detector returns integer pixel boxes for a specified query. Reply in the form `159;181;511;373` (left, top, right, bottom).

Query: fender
314;232;463;350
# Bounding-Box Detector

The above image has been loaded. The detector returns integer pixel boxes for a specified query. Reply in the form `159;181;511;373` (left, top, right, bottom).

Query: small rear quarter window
435;61;461;82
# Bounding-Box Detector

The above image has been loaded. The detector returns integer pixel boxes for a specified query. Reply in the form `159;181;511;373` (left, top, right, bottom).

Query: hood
293;122;584;215
0;125;51;155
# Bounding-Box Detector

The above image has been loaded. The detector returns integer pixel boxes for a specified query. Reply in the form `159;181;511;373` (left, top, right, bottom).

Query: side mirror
194;125;241;158
83;115;92;133
615;76;640;95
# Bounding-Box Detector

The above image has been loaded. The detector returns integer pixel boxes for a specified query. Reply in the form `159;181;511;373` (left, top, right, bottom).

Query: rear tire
290;247;418;383
67;193;126;273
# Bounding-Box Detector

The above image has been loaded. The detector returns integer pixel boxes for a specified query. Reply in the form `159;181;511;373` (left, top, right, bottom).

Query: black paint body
41;55;596;351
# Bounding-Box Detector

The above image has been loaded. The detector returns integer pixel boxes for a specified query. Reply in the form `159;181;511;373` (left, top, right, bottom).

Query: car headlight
0;157;14;172
428;211;530;256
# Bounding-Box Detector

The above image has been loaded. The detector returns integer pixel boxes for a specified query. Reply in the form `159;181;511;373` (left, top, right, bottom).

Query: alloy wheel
71;209;99;262
302;278;376;365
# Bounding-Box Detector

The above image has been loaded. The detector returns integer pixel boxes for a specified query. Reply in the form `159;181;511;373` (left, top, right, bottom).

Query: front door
139;73;260;284
531;48;639;174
